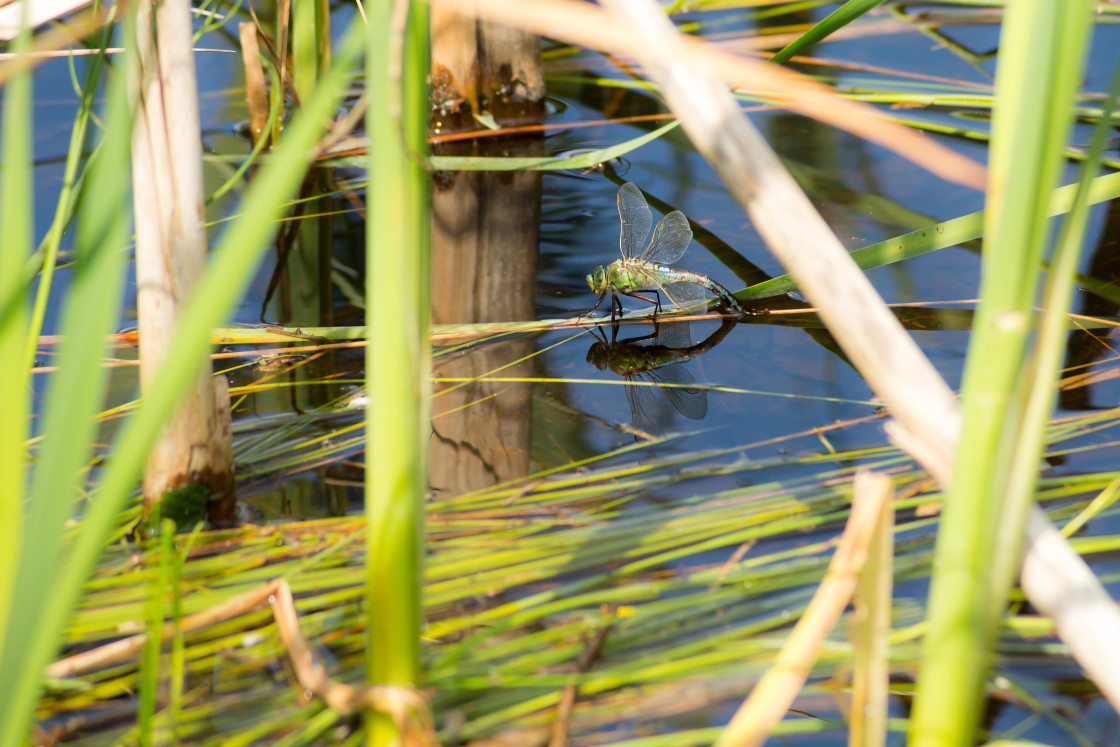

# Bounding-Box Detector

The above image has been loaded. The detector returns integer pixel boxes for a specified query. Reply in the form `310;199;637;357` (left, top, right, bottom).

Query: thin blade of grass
848;484;894;747
742;171;1120;301
427;119;680;171
769;0;886;66
22;22;112;373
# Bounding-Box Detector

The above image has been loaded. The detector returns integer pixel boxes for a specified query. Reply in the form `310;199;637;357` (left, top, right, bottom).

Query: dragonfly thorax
608;259;662;293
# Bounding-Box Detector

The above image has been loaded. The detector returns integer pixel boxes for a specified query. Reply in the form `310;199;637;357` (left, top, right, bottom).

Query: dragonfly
586;317;736;439
585;182;749;321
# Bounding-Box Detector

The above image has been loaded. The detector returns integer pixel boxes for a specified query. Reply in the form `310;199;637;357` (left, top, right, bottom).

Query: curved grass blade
770;0;888;66
427;119;681;172
742;170;1120;302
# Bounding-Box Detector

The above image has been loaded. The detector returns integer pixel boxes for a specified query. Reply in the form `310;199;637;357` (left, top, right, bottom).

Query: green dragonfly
585;182;748;320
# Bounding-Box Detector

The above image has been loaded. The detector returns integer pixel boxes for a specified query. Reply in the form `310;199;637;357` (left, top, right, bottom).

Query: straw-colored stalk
848;483;894;747
713;471;892;747
239;22;270;149
131;0;232;512
365;0;430;744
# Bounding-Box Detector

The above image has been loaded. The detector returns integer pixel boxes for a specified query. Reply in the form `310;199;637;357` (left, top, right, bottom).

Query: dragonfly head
586;265;608;293
586;342;610;370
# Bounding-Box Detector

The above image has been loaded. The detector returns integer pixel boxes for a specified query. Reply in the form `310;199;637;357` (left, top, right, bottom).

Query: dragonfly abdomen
651;265;747;315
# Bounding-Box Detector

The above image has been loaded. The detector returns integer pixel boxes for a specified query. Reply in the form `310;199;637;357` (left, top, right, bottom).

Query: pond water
23;3;1120;743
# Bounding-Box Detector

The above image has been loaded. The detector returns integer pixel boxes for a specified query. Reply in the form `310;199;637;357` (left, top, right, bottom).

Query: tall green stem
0;13;32;657
909;2;1094;744
364;1;430;744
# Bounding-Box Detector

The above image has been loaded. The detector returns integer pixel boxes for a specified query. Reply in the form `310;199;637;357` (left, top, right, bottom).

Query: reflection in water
1062;197;1120;411
586;317;736;438
430;167;541;498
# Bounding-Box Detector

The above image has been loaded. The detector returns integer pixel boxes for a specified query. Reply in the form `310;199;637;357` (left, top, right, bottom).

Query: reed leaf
769;0;886;65
0;21;132;743
743;171;1120;301
364;0;429;743
0;19;367;745
910;2;1096;743
0;7;32;669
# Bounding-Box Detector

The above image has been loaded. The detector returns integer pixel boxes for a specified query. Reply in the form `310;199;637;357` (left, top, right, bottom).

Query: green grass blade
0;21;367;746
138;526;175;745
0;22;130;743
910;2;1096;744
0;13;32;661
769;0;886;66
21;24;112;374
742;170;1120;301
364;0;429;742
425;120;680;171
323;120;680;173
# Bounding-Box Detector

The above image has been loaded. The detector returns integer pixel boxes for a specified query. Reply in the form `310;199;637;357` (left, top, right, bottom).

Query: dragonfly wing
652;320;692;349
626;375;665;436
639;209;693;264
647;364;708;420
660;280;707;310
618;182;653;260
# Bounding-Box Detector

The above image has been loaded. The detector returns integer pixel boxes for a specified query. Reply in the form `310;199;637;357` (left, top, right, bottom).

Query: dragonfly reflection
587;317;736;439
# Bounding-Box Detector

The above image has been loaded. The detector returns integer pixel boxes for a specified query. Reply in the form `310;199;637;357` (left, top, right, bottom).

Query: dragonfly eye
586;266;606;291
586;342;609;369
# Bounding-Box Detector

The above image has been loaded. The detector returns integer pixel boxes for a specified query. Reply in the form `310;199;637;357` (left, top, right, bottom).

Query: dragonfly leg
620;291;661;319
580;292;610;321
619;321;659;345
609;291;627;322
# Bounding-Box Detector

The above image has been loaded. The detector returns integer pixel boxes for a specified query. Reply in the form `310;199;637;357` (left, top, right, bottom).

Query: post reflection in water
430;169;541;499
586;316;737;440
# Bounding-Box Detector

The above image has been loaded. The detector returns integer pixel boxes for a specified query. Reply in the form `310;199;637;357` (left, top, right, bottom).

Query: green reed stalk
138;524;175;746
22;24;111;374
0;12;32;657
0;20;367;744
909;2;1095;744
291;0;332;332
0;18;132;741
364;1;429;743
292;0;330;97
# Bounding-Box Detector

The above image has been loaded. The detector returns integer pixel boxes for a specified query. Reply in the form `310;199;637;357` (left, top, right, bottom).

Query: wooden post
429;13;545;495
